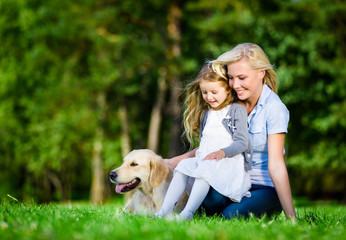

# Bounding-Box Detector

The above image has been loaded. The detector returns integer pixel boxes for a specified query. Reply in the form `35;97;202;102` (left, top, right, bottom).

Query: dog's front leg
122;199;135;214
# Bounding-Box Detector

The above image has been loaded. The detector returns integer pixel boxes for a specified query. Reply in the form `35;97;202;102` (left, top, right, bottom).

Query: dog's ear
149;155;169;188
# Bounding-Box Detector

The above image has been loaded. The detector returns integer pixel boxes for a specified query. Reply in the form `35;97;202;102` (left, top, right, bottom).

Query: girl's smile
199;80;229;109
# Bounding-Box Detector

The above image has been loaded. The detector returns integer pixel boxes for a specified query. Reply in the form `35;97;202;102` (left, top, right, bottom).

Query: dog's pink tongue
115;184;126;193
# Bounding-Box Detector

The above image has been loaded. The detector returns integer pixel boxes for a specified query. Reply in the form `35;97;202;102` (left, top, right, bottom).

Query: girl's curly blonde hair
183;64;235;146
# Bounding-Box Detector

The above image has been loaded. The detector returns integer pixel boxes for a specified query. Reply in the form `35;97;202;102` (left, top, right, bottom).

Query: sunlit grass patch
0;201;345;240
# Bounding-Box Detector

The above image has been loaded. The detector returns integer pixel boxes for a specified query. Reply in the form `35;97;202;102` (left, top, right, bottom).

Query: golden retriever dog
109;149;188;215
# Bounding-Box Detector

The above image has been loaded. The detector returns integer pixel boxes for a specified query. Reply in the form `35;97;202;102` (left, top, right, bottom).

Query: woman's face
227;58;265;103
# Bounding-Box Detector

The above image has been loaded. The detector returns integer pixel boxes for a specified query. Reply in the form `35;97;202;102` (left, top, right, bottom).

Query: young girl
155;64;252;220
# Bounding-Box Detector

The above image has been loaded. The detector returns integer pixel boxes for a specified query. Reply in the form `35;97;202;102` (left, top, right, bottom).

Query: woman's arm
268;133;296;220
165;148;198;169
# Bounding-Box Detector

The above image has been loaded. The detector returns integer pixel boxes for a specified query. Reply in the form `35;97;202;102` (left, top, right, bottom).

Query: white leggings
156;171;210;219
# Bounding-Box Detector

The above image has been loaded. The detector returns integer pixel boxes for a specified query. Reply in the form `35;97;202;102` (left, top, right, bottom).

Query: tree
0;0;344;202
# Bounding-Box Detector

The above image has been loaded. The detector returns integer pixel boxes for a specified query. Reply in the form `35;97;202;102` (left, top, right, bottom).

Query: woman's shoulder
266;94;288;114
262;87;288;114
262;91;289;129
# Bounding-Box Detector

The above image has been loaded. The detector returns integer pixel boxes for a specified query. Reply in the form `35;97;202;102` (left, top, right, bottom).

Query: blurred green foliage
0;0;345;202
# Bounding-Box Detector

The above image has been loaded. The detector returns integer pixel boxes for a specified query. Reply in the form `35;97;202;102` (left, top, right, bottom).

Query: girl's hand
203;150;226;161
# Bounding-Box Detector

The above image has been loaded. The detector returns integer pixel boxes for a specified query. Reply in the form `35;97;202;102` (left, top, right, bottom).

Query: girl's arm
165;148;198;169
268;133;296;220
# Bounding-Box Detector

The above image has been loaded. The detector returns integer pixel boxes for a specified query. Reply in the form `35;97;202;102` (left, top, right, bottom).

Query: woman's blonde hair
210;43;277;93
183;64;235;145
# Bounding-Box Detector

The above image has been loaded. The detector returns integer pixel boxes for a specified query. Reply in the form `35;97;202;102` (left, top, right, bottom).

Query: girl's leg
155;171;188;217
179;178;210;220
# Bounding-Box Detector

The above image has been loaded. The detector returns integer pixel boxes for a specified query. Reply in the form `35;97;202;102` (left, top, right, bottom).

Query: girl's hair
210;43;277;93
183;64;234;145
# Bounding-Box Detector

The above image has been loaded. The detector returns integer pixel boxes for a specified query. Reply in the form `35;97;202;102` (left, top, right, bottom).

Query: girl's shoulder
229;102;245;110
228;103;247;115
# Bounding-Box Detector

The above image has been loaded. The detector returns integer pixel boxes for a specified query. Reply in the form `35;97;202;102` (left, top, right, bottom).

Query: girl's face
227;58;265;103
199;80;228;109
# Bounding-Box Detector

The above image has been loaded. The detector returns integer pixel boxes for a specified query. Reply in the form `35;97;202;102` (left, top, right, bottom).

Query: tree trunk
166;1;183;157
90;93;106;204
118;100;134;203
118;103;131;157
147;67;168;152
47;170;63;201
168;76;183;157
42;172;51;202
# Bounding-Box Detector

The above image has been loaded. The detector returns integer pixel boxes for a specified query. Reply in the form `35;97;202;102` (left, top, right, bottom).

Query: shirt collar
247;84;272;123
257;84;271;106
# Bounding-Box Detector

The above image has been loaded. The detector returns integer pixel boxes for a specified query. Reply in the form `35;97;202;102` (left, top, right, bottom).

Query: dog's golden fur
109;149;187;215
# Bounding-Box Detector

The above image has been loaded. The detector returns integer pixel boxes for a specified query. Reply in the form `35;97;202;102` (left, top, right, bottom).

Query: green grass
0;200;345;240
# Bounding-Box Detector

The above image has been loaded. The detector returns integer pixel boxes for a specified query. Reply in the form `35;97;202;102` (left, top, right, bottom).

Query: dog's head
109;149;169;194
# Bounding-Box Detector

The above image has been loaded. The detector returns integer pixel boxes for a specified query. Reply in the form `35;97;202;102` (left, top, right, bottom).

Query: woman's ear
259;69;266;81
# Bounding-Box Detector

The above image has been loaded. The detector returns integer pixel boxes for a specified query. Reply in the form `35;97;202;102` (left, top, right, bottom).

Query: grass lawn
0;198;345;240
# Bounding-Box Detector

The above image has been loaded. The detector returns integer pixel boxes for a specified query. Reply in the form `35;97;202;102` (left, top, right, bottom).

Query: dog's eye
130;162;138;167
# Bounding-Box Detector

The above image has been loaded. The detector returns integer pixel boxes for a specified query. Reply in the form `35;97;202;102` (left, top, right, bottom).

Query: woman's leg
202;185;282;219
201;187;231;216
179;178;210;220
222;185;282;219
155;171;188;217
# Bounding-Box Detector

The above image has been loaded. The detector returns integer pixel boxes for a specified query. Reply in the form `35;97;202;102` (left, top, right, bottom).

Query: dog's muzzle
109;170;141;193
109;171;118;183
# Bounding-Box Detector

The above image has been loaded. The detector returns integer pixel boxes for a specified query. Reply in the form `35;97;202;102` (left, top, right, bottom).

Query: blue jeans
201;184;282;219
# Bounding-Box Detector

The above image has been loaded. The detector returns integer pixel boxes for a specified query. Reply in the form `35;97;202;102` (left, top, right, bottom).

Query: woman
166;43;296;220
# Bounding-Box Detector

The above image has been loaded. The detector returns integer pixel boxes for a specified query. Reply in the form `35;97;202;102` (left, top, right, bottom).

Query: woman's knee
202;188;230;211
221;187;282;219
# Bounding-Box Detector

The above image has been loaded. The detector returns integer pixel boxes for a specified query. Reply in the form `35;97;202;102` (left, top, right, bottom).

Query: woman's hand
164;148;198;169
164;158;179;170
203;150;226;161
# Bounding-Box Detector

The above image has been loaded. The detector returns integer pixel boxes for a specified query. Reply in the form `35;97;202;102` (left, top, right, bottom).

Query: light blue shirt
248;84;289;187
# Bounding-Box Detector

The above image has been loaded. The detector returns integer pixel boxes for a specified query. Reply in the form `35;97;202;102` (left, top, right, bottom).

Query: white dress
175;106;251;202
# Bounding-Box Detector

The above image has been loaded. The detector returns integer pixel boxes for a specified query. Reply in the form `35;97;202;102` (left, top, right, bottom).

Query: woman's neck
238;87;263;115
241;101;257;115
242;84;263;115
